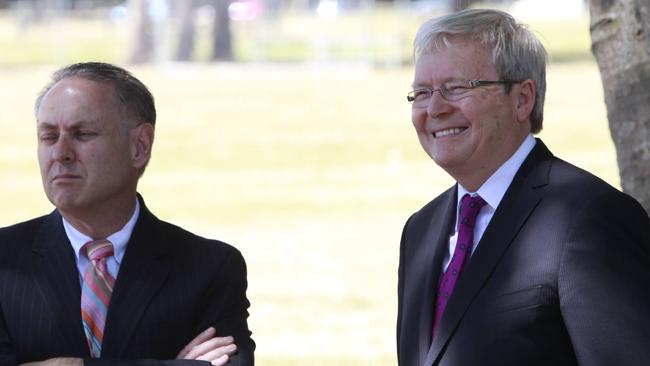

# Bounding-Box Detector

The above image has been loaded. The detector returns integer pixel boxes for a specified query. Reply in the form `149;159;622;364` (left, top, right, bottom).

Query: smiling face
36;77;149;221
411;38;533;190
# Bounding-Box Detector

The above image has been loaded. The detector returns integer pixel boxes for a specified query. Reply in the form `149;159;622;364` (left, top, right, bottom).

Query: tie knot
459;194;486;227
82;240;114;261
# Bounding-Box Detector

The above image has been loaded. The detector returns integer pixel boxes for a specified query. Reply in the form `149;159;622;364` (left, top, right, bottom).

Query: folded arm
19;327;236;366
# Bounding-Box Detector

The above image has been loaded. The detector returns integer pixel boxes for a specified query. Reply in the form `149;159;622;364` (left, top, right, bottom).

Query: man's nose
52;136;75;163
427;91;453;118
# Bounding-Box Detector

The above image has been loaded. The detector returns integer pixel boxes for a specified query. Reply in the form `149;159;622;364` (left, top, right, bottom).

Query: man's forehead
38;77;116;110
36;78;116;130
40;77;117;107
52;76;114;94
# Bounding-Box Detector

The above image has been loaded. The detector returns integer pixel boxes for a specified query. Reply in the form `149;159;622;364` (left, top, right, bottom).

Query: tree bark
590;0;650;214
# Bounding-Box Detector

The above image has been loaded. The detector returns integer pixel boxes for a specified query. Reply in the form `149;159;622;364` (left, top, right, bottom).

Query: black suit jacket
0;196;254;366
397;140;650;366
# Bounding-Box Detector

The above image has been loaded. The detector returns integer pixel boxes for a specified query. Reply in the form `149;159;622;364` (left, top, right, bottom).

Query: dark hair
35;62;156;127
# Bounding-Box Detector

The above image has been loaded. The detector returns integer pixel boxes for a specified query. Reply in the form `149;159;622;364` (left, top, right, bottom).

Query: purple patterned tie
432;194;486;337
81;239;115;357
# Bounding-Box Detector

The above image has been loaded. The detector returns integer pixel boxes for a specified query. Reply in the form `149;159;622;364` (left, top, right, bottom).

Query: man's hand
176;327;237;366
21;358;83;366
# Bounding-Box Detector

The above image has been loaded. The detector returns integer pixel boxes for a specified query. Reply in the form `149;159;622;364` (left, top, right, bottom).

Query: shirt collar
458;134;536;211
63;198;140;265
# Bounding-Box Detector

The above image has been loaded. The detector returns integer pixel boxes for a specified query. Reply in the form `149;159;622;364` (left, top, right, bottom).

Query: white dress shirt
62;198;140;282
442;134;537;271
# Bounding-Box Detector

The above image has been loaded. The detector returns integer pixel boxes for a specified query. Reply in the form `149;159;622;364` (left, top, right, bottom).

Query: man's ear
130;123;155;170
515;79;536;123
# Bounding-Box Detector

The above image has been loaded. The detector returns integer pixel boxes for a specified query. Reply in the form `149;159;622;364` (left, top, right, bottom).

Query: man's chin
47;193;83;212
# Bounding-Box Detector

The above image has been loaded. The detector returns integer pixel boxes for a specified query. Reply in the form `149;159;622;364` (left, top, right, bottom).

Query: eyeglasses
407;80;520;108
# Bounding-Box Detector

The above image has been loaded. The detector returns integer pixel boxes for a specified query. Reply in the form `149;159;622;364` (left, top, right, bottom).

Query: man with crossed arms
0;62;254;365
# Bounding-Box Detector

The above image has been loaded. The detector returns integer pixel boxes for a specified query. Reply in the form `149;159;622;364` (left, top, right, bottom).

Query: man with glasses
0;62;254;365
397;9;650;366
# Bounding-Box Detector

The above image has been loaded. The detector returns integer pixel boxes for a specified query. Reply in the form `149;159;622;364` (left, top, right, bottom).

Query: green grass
528;17;594;61
0;15;127;64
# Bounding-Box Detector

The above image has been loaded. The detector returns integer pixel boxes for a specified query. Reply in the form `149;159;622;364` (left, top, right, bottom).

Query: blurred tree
451;0;481;11
176;0;196;61
210;0;234;60
174;0;234;62
590;0;650;214
129;0;155;63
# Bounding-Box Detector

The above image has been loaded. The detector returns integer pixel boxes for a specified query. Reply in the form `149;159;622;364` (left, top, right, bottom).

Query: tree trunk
210;0;234;61
590;0;650;214
129;0;155;64
175;0;196;61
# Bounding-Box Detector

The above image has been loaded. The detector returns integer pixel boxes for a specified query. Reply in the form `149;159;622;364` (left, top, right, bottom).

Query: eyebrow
411;78;470;88
36;120;101;131
411;82;429;89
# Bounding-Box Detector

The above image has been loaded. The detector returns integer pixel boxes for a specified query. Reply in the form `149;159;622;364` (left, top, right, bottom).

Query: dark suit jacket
397;140;650;366
0;196;254;366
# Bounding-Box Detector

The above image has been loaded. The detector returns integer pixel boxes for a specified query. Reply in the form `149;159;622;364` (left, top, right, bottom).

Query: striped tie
81;239;115;358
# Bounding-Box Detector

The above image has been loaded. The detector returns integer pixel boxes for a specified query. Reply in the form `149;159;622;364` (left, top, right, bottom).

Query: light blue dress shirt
62;198;140;282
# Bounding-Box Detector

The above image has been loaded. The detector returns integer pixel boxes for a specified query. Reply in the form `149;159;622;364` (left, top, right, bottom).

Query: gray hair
35;62;156;128
414;8;548;133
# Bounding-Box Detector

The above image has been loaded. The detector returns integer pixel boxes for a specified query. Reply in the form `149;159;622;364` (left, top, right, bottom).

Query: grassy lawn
0;6;616;366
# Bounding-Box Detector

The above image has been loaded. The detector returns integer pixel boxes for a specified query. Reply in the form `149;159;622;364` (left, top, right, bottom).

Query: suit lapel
30;211;90;356
415;187;457;365
101;198;171;357
425;140;553;365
